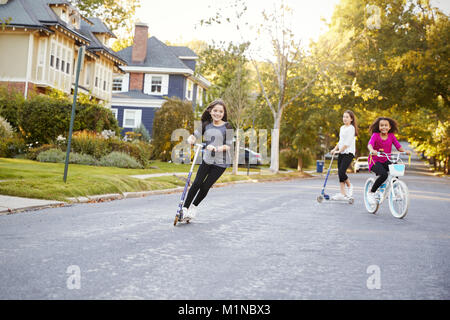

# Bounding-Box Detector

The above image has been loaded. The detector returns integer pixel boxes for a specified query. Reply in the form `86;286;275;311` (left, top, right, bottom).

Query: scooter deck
317;194;354;204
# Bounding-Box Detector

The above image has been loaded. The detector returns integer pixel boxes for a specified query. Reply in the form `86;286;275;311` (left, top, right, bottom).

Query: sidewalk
0;195;65;215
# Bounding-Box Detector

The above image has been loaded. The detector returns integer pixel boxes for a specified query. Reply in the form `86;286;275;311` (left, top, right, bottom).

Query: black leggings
370;161;391;192
337;153;354;183
184;161;226;208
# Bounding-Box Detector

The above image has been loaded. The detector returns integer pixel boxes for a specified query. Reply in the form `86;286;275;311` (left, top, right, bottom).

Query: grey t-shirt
194;122;233;168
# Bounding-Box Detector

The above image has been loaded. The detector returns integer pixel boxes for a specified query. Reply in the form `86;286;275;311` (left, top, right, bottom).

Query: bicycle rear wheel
364;177;379;214
388;180;409;219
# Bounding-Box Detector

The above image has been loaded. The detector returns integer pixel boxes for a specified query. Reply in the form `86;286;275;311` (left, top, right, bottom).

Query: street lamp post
63;46;85;183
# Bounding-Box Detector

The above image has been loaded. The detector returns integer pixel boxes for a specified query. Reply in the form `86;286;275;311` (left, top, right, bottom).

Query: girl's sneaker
331;193;346;201
181;207;190;219
367;192;377;205
188;205;198;219
347;184;354;197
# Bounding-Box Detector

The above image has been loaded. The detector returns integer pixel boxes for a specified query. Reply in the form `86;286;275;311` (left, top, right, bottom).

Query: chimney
131;22;149;64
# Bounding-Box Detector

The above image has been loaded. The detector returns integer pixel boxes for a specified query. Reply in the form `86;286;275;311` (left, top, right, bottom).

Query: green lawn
0;158;308;202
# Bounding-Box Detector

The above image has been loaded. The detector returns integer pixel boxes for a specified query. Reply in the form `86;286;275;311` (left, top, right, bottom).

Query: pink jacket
368;133;402;171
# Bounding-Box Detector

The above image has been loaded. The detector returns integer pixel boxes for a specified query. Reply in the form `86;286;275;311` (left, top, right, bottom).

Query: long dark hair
344;110;358;136
369;117;399;134
201;99;231;133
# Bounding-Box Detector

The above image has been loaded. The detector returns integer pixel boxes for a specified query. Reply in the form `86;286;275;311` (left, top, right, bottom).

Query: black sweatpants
184;161;226;208
370;161;391;192
337;153;354;183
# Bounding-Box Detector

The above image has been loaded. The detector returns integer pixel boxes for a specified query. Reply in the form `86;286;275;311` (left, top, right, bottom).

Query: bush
0;136;27;158
98;152;143;169
37;148;66;163
0;86;120;145
152;97;194;161
68;152;97;166
70;130;109;159
26;144;58;160
0;116;13;138
279;149;298;169
108;138;153;167
132;124;151;142
0;85;24;129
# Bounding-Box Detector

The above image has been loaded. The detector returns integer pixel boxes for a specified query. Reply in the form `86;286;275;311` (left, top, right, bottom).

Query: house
112;23;211;136
0;0;126;105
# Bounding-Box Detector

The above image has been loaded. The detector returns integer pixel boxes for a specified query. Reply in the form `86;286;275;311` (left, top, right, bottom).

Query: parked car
354;156;369;172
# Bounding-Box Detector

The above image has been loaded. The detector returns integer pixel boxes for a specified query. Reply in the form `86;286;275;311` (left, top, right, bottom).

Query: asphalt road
0;169;449;300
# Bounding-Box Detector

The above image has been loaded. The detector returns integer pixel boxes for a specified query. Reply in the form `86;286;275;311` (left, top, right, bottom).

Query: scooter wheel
348;198;354;204
173;215;179;226
317;195;324;203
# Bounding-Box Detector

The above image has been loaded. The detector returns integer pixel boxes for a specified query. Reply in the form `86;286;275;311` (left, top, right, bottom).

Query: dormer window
61;9;68;23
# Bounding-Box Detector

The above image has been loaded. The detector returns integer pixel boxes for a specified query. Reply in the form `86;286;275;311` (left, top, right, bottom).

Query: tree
152;98;194;161
70;0;141;33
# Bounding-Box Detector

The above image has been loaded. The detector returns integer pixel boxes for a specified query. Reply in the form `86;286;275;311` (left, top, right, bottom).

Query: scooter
173;143;204;226
316;152;354;204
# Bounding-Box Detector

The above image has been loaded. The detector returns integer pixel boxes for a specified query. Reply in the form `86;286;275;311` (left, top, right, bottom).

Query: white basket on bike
389;164;405;176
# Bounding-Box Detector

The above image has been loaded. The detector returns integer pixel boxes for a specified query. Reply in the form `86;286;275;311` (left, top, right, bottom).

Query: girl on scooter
183;99;233;219
330;110;358;200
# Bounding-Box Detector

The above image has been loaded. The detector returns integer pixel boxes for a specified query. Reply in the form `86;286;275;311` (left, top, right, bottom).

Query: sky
135;0;450;56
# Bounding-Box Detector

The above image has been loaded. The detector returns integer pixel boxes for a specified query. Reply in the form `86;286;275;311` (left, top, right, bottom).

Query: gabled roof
116;36;192;70
169;46;198;59
0;0;124;64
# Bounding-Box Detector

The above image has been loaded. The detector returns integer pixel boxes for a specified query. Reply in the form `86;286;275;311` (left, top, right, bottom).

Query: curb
1;174;312;214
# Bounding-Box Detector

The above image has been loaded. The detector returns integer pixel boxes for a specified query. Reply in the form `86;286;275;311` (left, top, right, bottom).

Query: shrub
0;136;27;158
68;152;97;166
0;86;120;145
0;85;24;129
0;116;13;138
132;123;151;142
152;97;194;161
37;148;66;163
279;149;298;169
108;138;153;167
70;130;109;159
26;144;58;160
98;151;143;169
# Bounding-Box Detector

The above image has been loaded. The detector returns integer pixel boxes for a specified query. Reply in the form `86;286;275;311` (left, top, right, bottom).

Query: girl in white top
330;110;358;200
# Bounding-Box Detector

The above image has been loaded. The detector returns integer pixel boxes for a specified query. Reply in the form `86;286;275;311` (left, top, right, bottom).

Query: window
197;86;203;106
50;42;55;68
85;64;91;86
186;80;193;100
123;109;142;128
111;108;118;119
56;45;61;70
95;76;98;87
112;78;122;91
103;80;106;91
66;61;70;74
61;9;68;23
151;76;162;93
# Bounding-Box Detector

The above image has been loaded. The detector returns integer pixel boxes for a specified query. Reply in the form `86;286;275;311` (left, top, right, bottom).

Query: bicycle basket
389;164;405;176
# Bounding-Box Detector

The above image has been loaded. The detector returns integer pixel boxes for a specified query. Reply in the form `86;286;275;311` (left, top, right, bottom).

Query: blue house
111;23;210;136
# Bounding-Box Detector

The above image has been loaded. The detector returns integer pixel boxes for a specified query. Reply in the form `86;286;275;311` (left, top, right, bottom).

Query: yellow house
0;0;126;105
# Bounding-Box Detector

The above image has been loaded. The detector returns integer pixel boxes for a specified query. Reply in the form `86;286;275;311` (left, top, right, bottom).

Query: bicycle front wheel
364;177;379;214
389;180;409;219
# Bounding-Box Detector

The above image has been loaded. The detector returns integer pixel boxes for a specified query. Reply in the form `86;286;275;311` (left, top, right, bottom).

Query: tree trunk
444;156;449;175
232;129;241;175
269;113;282;173
297;156;303;172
